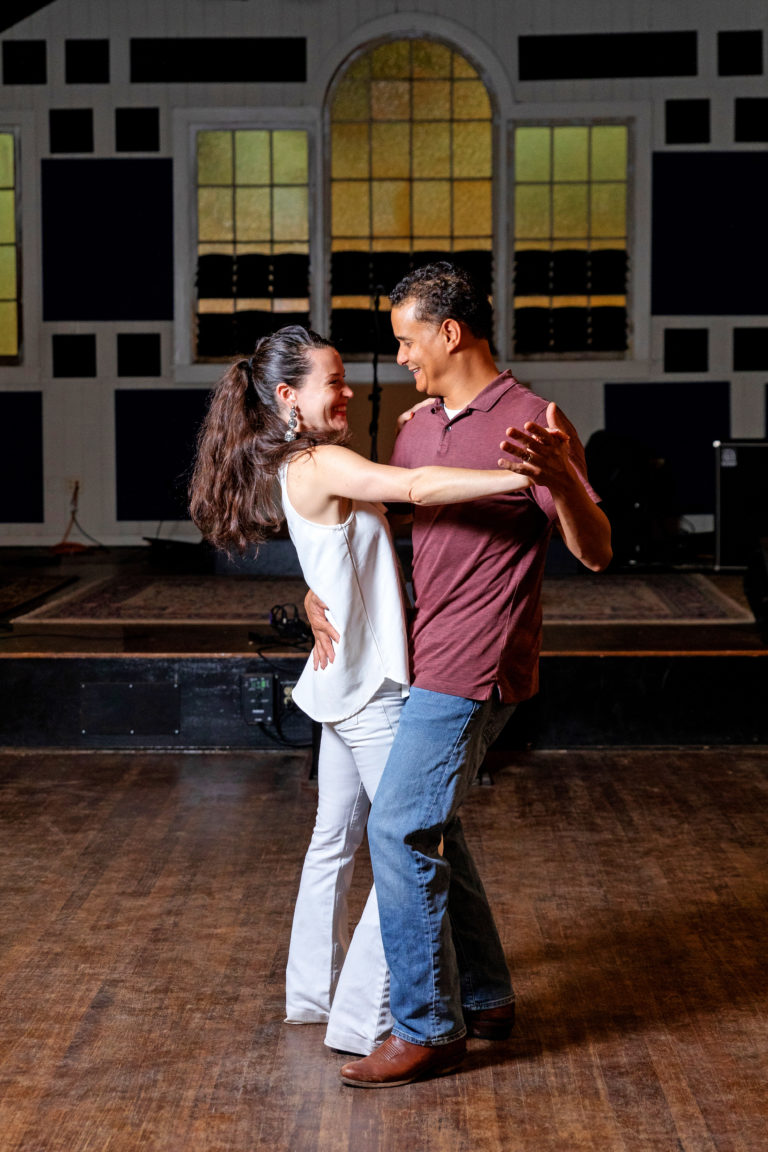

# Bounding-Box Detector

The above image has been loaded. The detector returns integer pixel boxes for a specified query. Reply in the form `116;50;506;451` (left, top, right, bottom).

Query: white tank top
279;462;410;723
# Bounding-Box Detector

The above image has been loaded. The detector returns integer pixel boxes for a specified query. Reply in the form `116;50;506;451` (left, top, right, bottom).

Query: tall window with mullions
195;129;310;360
512;123;630;358
329;39;494;355
0;132;20;362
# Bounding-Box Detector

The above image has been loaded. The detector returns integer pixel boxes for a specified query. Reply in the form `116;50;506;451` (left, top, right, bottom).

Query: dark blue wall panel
652;153;768;315
115;389;210;521
604;380;730;514
0;392;44;522
42;158;173;321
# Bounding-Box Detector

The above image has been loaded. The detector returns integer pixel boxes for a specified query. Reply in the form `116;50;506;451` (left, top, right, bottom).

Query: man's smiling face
390;300;451;397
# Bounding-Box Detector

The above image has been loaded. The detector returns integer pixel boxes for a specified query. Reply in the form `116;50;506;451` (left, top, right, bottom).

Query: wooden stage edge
1;560;766;749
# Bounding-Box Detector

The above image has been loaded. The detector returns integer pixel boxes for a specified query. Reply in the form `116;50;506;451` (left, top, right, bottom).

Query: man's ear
441;317;463;352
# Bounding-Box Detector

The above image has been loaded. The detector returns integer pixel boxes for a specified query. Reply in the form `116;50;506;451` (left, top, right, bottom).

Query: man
309;262;611;1087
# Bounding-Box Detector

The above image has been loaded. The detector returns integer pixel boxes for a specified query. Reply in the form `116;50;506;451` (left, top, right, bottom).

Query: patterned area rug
541;573;751;624
13;570;752;625
0;575;77;620
14;574;310;625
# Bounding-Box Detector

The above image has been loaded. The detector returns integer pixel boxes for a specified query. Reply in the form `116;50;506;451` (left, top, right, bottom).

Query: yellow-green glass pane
553;183;588;238
344;55;371;80
0;191;15;244
553;127;589;181
332;181;370;236
0;246;17;298
515;127;550;182
412;40;452;78
332;123;370;179
412;122;450;178
591;126;627;180
372;180;410;237
272;186;309;242
412;180;450;236
371;80;410;120
453;80;491;120
234;131;270;185
412;80;451;121
332;78;369;121
273;131;308;185
234;187;271;241
453;180;491;236
372;123;410;178
0;301;17;357
198;188;233;241
515;184;550;239
0;134;14;188
591;182;626;237
453;122;491;178
371;40;412;78
197;131;233;186
452;52;478;79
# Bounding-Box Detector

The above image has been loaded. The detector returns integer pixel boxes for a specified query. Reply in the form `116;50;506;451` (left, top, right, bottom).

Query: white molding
171;105;322;379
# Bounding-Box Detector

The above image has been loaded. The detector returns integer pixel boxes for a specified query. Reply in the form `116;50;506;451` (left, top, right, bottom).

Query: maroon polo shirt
389;371;598;702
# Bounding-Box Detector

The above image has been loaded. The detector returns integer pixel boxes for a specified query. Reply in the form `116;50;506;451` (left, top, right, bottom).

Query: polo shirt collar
437;369;518;417
465;369;519;412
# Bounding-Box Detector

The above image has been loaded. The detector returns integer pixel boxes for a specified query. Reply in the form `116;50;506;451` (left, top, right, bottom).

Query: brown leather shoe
340;1034;466;1088
464;1002;516;1040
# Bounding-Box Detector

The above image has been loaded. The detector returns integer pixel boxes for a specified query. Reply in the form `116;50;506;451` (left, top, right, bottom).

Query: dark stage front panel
0;391;43;522
115;388;210;521
42;158;174;321
652;153;768;315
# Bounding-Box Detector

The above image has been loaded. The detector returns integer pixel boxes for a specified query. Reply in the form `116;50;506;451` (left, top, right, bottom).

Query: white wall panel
0;0;764;541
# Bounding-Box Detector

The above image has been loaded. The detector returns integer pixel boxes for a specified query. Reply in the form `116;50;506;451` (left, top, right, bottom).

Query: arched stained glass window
512;123;629;357
195;128;310;360
329;39;494;354
0;133;20;362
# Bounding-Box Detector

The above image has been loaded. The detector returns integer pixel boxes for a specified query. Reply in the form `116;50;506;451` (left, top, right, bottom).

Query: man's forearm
552;475;612;571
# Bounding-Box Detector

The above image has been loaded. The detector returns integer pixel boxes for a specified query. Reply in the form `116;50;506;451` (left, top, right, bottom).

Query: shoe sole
340;1059;465;1088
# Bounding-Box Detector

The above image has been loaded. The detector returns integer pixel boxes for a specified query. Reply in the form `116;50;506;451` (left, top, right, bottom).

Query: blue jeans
367;686;516;1046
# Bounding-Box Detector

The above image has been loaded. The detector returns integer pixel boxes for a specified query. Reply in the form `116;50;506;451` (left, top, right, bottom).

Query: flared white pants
284;680;405;1055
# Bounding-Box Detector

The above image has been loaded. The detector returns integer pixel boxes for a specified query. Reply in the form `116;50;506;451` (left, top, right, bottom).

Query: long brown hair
189;326;346;552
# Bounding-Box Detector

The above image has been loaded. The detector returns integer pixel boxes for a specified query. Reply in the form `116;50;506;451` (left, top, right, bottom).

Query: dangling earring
284;405;298;442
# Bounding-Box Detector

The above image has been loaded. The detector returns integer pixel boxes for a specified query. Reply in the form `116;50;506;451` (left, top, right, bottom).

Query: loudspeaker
714;440;768;568
744;538;768;643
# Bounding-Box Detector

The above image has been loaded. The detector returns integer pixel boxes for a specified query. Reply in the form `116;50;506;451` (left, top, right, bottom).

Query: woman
189;326;530;1057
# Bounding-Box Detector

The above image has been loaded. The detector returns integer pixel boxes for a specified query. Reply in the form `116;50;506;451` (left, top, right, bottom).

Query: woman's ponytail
189;326;344;554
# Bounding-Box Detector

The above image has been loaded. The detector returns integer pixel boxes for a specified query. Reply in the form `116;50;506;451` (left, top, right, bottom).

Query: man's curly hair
389;261;493;343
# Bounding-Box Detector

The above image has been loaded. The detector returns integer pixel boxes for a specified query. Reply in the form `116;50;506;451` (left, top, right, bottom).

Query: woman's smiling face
293;346;353;433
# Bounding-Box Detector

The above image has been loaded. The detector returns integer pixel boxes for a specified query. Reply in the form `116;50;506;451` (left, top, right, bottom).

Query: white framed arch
308;13;514;363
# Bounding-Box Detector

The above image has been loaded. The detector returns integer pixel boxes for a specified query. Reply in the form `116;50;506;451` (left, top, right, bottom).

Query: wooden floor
0;747;766;1151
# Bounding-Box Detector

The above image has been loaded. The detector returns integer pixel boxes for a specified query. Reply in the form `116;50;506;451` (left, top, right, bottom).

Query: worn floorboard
0;748;766;1151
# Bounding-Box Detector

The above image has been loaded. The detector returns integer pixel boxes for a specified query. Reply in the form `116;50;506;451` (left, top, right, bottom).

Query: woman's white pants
284;681;404;1055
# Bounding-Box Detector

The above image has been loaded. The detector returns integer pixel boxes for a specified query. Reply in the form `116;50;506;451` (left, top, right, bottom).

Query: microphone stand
369;286;384;462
